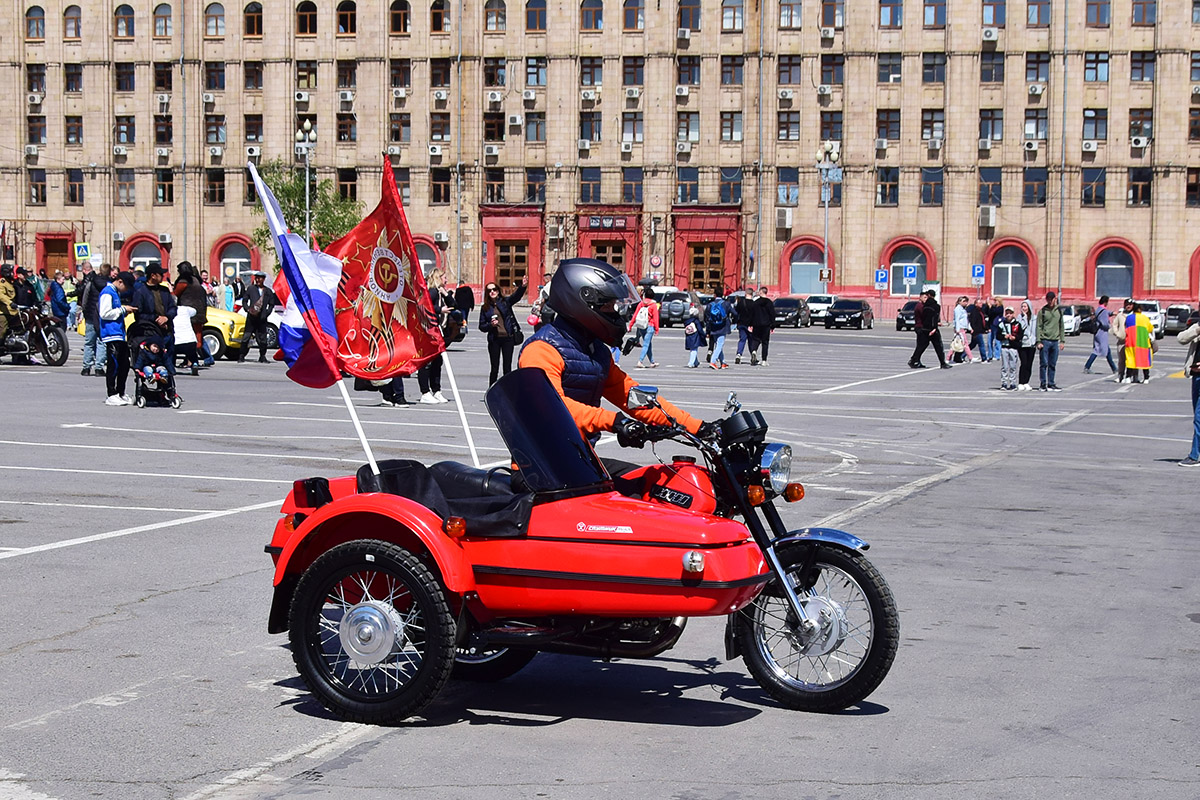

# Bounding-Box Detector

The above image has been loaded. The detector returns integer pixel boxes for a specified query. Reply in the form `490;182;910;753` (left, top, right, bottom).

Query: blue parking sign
903;265;917;280
874;269;889;286
971;263;985;280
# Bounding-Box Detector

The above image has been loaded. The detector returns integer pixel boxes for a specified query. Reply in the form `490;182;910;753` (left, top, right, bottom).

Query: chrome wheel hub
339;601;406;665
788;595;848;658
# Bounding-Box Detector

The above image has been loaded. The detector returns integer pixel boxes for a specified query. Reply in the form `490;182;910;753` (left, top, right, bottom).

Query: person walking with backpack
692;286;731;369
629;286;659;368
1083;295;1116;374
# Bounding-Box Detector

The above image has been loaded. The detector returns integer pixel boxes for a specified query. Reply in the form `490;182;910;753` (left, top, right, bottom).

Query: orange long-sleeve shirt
518;339;703;439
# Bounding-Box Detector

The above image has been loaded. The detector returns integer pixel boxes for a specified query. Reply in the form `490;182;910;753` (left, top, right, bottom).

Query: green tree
248;158;363;269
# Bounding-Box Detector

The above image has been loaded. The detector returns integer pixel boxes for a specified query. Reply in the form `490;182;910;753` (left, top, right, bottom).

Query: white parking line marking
0;500;219;514
179;408;494;425
0;500;279;562
0;440;359;465
0;466;291;485
7;674;198;730
0;769;60;800
811;370;929;394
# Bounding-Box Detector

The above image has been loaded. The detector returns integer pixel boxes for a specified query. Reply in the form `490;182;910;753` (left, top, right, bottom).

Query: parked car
1132;299;1165;338
1071;304;1095;336
771;297;811;328
824;299;875;329
1165;304;1194;334
1186;309;1200;330
806;294;839;323
1061;304;1080;336
896;300;918;331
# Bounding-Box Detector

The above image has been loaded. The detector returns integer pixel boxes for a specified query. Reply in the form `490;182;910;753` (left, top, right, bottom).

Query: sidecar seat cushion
428;461;513;498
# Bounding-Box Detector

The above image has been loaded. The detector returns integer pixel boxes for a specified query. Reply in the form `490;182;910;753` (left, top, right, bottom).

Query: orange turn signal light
746;485;766;506
783;483;806;502
443;517;467;538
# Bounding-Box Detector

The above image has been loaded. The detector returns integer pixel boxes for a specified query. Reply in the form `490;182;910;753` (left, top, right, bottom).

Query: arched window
789;244;829;294
431;0;449;32
415;242;439;276
217;241;252;281
678;0;699;30
390;0;410;33
721;0;743;31
296;1;316;34
153;3;171;35
991;245;1030;298
526;0;546;30
336;1;356;33
63;5;81;39
623;0;643;30
484;0;506;30
25;6;45;40
114;4;135;37
130;240;163;272
889;245;928;296
205;3;225;35
1095;245;1134;298
580;0;603;30
244;2;263;35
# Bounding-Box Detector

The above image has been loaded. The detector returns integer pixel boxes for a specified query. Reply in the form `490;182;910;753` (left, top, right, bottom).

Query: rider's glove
613;414;650;448
697;420;721;442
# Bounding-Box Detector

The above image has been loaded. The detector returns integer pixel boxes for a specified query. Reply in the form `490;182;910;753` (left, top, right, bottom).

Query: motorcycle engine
3;334;30;354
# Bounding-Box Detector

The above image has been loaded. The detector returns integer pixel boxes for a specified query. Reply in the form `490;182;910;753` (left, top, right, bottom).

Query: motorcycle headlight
759;443;792;495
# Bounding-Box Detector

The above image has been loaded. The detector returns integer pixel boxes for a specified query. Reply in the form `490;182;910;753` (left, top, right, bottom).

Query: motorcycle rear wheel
40;327;69;366
289;540;456;724
739;544;898;712
452;647;537;682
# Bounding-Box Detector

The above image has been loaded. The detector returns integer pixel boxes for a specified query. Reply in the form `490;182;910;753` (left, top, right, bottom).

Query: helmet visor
606;273;640;320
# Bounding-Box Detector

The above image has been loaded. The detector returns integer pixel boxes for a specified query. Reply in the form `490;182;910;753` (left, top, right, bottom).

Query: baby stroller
128;326;183;409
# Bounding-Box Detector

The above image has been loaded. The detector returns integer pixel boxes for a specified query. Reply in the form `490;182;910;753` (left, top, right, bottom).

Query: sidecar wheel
452;647;537;682
738;544;898;713
289;540;456;724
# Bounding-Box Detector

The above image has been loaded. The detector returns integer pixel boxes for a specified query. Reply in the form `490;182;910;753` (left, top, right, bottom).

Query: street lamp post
815;142;842;294
294;120;316;242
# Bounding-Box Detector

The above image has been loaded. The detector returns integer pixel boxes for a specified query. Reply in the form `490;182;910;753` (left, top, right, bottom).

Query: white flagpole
336;378;380;475
440;353;480;468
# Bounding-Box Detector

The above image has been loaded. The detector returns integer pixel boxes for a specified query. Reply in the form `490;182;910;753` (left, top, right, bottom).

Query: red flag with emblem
320;162;445;379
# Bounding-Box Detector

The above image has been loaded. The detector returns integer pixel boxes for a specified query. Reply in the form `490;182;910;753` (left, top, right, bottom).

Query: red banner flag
322;163;446;379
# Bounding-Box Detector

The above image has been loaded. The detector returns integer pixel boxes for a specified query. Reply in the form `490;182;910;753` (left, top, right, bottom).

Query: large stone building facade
5;0;1200;309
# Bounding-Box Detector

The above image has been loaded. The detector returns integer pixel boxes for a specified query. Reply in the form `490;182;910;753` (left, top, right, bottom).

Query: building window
485;0;505;30
486;168;506;203
622;112;644;141
337;168;357;200
65;64;84;92
155;169;174;204
580;167;601;202
296;0;316;34
1194;0;1200;22
921;109;944;140
431;113;450;140
24;5;44;38
1190;109;1200;140
778;111;801;140
64;5;82;39
1087;0;1110;25
389;113;411;142
1187;169;1200;207
876;167;899;206
390;59;411;87
880;0;903;29
878;53;902;82
431;0;450;31
526;0;546;30
393;167;410;205
205;114;226;143
722;56;744;85
205;62;225;91
1024;108;1048;139
677;167;699;203
821;55;845;85
1082;108;1107;140
526;57;547;86
27;116;46;145
483;113;505;141
296;61;318;89
1082;167;1106;206
980;109;1003;140
581;57;603;86
155;115;173;144
1129;108;1153;139
982;0;1005;25
622;167;643;203
778;55;803;85
1132;0;1156;25
1023;167;1047;206
204;169;225;204
1131;52;1155;82
623;0;644;29
821;0;844;25
679;0;700;29
245;115;263;142
679;56;701;85
721;111;743;141
115;168;135;205
153;3;171;35
979;167;1002;205
484;58;506;86
722;0;743;31
719;167;742;203
1084;52;1109;82
1127;168;1152;206
580;0;603;30
244;62;263;90
624;57;645;85
114;63;135;92
526;167;546;202
1192;52;1200;81
66;169;84;205
820;111;843;140
1026;52;1050;82
922;53;946;83
431;168;451;203
877;109;901;140
154;62;172;91
336;61;357;89
581;111;602;141
525;112;545;141
65;116;83;144
115;115;135;144
780;0;801;28
336;113;356;141
1027;0;1049;25
245;2;263;35
777;167;799;205
920;167;943;206
205;3;225;35
115;4;135;37
431;59;452;87
28;169;47;205
673;111;698;142
981;52;1004;82
923;0;944;27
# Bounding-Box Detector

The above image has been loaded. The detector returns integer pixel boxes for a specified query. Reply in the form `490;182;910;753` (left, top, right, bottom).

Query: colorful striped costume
1124;312;1154;369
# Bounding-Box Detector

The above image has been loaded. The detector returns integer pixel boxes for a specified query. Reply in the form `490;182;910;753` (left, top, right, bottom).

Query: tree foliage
248;158;364;270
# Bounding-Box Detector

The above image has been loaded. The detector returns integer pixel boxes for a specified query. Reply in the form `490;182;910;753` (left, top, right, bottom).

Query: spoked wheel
289;540;456;724
452;647;537;682
134;395;146;408
738;544;898;712
170;395;182;409
39;327;69;366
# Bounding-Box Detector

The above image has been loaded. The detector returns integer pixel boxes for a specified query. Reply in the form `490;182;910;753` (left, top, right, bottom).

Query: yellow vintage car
77;306;254;360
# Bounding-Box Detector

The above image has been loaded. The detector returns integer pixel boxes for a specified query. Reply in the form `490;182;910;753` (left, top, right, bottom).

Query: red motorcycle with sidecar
264;368;899;723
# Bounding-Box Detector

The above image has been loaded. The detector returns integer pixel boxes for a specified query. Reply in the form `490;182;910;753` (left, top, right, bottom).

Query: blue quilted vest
98;284;126;341
523;318;612;407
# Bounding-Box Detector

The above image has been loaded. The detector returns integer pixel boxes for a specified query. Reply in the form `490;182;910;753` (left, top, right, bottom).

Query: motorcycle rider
517;258;713;449
12;267;38;308
0;266;16;343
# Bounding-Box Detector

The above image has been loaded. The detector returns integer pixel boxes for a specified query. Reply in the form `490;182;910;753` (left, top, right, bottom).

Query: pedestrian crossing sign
74;242;90;261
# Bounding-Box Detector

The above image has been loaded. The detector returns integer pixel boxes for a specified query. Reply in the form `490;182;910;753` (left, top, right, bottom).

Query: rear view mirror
627;385;659;410
724;391;741;414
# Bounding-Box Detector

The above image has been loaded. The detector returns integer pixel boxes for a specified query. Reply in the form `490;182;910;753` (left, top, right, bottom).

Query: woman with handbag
478;277;527;386
1178;320;1200;466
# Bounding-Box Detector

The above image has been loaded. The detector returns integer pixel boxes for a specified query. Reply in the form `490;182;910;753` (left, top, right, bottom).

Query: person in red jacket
628;285;660;368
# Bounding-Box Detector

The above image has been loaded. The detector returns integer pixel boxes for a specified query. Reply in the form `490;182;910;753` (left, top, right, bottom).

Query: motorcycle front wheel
39;327;69;366
738;543;898;713
289;540;456;724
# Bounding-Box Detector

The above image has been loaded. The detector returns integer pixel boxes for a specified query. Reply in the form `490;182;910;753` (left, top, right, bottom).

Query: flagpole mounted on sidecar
441;354;480;468
335;378;380;476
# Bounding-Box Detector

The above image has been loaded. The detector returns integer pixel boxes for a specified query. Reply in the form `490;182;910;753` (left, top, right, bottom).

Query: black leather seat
429;461;513;499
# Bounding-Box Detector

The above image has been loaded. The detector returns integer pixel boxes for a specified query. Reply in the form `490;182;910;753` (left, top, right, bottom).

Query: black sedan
772;297;811;328
824;299;875;329
896;300;918;331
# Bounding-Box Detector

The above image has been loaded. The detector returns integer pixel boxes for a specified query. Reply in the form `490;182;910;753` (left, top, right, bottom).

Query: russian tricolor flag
248;163;343;389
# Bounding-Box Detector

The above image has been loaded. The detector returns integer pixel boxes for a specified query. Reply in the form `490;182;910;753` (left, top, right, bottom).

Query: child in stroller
131;335;182;408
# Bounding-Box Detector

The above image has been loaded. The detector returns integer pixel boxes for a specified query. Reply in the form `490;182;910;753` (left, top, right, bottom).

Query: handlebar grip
646;425;677;442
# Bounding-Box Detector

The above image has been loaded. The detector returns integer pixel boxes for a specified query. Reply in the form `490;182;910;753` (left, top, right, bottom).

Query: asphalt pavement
0;322;1196;800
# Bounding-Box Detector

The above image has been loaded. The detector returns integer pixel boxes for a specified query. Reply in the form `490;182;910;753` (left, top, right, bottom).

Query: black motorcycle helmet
0;266;11;281
547;258;639;346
